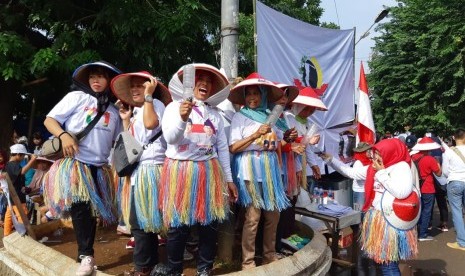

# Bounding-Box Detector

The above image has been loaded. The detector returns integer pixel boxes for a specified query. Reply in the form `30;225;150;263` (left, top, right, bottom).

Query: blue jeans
380;261;400;276
0;193;7;220
447;181;465;247
353;191;365;211
167;222;218;273
418;193;435;238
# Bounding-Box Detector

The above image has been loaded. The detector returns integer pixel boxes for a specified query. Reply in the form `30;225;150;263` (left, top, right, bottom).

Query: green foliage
369;0;465;136
0;0;223;126
0;32;34;80
0;0;331;148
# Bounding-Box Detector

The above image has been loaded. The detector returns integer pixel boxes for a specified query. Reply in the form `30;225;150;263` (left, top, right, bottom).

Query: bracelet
58;131;70;139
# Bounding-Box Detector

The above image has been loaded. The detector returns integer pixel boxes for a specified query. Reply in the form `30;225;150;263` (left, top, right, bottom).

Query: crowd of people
1;60;465;276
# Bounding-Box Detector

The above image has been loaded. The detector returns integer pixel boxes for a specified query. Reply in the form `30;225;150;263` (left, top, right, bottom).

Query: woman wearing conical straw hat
111;71;171;276
159;63;238;276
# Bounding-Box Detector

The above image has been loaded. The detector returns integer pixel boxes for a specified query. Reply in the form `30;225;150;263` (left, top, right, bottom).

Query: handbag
113;130;163;177
41;105;108;160
381;186;421;230
41;132;77;160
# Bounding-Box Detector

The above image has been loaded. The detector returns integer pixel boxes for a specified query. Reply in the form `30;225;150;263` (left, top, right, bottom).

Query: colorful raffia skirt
117;163;164;233
281;149;298;196
159;158;229;227
360;209;418;264
43;158;117;224
232;150;290;211
297;152;308;190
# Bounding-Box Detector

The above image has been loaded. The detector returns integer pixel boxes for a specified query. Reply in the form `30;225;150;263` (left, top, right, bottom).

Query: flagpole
353;27;356;120
253;0;257;71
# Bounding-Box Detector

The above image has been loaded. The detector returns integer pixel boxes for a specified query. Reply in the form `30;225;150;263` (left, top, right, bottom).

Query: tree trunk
0;79;18;149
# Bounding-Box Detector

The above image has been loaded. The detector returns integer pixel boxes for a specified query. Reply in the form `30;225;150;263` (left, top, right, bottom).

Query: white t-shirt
129;99;166;165
283;112;318;175
442;145;465;182
229;112;282;182
327;158;367;193
47;91;122;166
162;101;232;182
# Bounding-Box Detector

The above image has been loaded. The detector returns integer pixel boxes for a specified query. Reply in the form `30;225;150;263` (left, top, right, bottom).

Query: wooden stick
2;173;37;240
332;258;355;267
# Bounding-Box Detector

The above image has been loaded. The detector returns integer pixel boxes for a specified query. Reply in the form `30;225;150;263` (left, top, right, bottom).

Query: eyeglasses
366;149;374;160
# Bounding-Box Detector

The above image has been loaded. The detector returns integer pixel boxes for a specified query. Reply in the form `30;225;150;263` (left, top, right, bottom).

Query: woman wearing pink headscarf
360;138;418;275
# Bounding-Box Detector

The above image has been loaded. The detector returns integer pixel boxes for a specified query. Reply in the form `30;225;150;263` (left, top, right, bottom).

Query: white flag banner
257;1;355;173
257;1;354;128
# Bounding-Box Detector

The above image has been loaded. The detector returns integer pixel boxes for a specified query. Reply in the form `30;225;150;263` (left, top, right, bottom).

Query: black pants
70;165;100;260
129;189;159;270
432;182;449;224
71;201;97;260
167;222;218;273
430;179;449;225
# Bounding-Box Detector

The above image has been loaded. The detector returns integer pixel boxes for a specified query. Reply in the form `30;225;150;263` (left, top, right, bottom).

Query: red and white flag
357;63;375;144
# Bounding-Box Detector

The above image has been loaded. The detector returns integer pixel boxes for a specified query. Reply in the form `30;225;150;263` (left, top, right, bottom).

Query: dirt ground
46;225;241;276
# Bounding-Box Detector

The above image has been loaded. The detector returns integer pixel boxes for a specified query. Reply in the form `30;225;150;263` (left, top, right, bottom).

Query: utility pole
217;0;239;263
220;0;239;81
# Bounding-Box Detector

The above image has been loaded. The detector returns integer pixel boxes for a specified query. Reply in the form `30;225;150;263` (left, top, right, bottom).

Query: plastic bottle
312;186;319;205
182;64;195;100
322;189;328;204
328;188;335;203
265;104;284;127
317;187;322;204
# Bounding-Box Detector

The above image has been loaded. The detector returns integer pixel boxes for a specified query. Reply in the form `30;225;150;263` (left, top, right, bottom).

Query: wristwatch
144;94;154;103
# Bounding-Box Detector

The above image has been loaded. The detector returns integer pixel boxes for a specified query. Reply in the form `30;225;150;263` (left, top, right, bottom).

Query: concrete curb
0;248;37;276
221;231;332;276
1;233;111;276
0;227;331;276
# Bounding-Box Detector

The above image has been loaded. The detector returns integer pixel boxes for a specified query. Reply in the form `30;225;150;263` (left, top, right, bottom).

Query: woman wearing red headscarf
360;139;418;275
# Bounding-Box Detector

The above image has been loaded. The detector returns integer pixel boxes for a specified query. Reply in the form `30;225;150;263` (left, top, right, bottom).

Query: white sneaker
183;249;194;261
418;236;434;242
76;255;96;276
117;224;131;236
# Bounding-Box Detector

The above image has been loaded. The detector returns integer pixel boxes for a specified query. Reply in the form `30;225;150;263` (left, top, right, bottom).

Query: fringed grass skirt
232;150;290;211
360;209;418;264
159;158;229;227
118;164;164;233
281;150;298;196
43;158;117;224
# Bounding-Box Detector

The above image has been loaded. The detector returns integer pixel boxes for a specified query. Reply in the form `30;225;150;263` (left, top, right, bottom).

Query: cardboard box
338;227;353;248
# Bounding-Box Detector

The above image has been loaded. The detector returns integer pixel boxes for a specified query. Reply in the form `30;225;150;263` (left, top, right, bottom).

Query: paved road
330;207;465;276
400;215;464;276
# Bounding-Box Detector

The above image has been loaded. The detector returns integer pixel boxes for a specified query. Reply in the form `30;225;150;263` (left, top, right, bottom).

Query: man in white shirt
442;128;465;251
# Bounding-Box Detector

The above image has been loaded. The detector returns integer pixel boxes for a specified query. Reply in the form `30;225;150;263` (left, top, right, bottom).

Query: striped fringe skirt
117;163;164;233
360;209;418;264
43;158;117;224
232;150;290;211
159;158;229;227
281;150;298;196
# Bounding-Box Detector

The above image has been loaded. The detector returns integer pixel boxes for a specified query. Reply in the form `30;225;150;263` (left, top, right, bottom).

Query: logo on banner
293;55;328;97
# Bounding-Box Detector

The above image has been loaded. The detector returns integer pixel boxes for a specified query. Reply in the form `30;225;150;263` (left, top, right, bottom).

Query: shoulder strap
451;146;465;163
75;103;109;140
143;130;163;149
192;106;204;118
413;155;426;184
